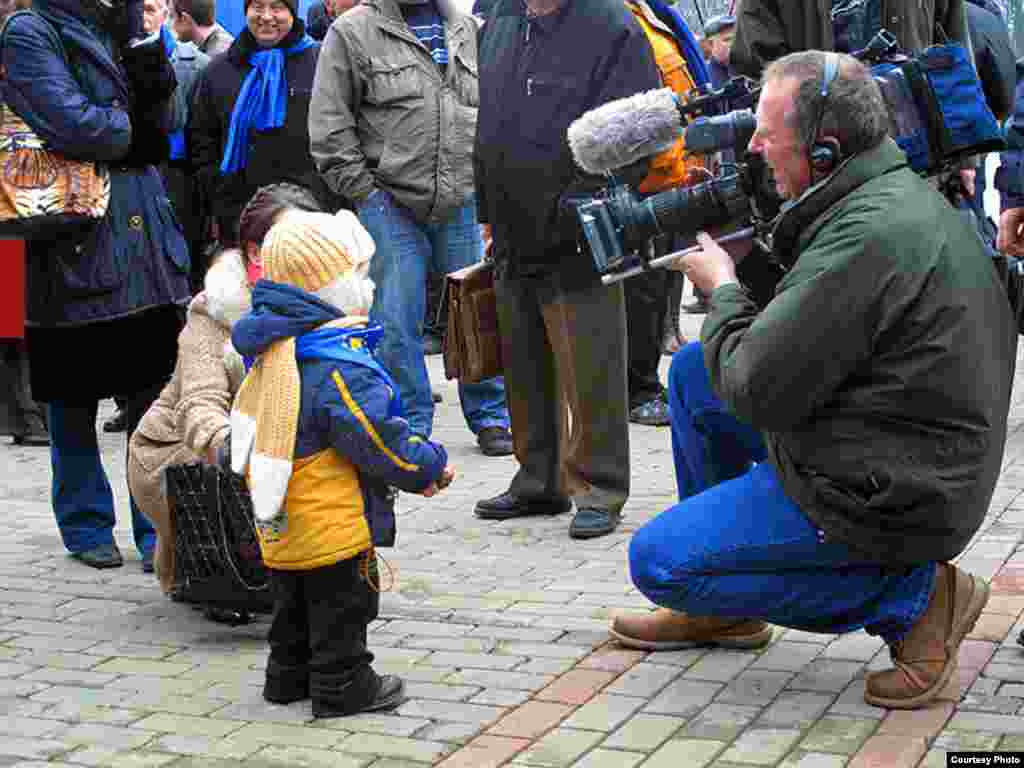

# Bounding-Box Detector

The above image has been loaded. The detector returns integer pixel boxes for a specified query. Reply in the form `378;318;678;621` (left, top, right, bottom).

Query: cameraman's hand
999;208;1024;258
674;232;740;295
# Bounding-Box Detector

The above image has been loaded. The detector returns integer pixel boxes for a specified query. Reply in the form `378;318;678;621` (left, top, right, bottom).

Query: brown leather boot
864;562;989;710
609;608;773;651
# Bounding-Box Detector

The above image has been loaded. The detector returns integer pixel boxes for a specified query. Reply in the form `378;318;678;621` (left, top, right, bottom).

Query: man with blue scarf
189;0;336;247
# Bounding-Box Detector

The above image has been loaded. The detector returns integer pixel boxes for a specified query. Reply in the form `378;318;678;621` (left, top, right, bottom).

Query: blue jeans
358;191;509;437
49;401;154;556
630;342;935;643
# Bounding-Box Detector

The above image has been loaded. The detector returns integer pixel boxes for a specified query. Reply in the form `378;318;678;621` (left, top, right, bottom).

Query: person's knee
628;522;702;608
669;341;704;388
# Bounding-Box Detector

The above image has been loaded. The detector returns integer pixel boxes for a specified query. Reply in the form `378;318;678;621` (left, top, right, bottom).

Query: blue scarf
219;34;316;175
160;25;188;161
645;0;710;90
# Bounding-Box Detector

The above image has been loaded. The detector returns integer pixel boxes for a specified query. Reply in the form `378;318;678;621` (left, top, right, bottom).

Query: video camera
575;76;782;286
574;28;1005;287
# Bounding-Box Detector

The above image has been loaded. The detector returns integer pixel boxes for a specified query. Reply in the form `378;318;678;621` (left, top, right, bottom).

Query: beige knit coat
128;251;250;593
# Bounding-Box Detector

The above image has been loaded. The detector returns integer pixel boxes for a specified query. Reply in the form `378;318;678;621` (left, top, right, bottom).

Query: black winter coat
188;23;336;240
474;0;660;280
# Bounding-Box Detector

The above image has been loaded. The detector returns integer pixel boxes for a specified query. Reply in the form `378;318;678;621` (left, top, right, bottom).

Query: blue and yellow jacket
232;282;448;570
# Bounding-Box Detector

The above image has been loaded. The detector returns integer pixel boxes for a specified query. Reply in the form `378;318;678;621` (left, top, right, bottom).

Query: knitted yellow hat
262;210;369;292
231;210;376;538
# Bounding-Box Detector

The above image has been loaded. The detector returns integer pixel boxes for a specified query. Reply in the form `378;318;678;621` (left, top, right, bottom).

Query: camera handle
600;226;757;285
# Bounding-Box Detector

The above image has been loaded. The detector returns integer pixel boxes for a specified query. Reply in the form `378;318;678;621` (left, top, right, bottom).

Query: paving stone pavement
3;310;1024;768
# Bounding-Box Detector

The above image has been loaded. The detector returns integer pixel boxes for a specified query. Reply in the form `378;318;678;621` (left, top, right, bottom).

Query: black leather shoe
475;491;571;520
102;410;128;433
71;543;123;569
313;674;406;718
477;427;514;457
569;508;622;539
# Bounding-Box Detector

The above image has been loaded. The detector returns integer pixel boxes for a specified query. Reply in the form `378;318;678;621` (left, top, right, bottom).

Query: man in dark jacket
471;0;661;538
611;52;1016;710
188;0;333;246
731;0;968;78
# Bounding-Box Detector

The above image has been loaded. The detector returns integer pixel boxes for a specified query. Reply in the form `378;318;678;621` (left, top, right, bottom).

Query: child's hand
437;465;456;490
419;465;456;497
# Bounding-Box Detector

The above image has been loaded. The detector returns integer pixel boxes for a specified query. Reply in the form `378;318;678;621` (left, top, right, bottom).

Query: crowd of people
1;0;1022;721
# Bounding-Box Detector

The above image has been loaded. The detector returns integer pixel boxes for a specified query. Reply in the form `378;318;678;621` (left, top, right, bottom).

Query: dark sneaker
569;508;622;539
71;543;123;569
475;491;572;520
477;426;514;457
629;397;670;427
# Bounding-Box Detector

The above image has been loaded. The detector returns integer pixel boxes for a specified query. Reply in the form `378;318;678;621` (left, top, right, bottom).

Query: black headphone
808;52;841;177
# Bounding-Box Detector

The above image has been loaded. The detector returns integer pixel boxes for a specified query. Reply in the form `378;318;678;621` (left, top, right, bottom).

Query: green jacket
731;0;968;79
309;0;479;223
701;138;1016;564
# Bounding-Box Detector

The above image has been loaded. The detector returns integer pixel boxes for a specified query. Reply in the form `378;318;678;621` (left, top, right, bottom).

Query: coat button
112;99;121;107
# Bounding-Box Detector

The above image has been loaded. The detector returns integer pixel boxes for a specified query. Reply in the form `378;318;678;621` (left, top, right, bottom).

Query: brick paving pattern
2;312;1024;767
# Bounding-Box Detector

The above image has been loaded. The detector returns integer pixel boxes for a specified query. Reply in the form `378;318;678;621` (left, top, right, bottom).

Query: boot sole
608;624;774;651
864;574;990;710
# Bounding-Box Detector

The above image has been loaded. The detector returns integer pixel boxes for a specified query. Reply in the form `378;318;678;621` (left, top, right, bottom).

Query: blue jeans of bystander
357;190;509;437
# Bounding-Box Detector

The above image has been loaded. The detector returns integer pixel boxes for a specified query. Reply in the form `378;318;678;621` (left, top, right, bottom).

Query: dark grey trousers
494;262;630;513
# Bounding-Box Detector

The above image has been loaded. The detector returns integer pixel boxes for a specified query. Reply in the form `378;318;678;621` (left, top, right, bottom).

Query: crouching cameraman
611;51;1018;710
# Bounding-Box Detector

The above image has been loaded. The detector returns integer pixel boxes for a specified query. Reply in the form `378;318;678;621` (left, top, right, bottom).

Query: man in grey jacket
309;0;513;456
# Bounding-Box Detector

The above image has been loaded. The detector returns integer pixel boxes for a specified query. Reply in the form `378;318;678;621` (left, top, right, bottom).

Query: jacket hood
770;138;909;268
231;280;343;358
194;249;252;330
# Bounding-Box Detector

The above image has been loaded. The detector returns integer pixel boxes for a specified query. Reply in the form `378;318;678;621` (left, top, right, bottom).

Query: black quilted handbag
165;462;273;614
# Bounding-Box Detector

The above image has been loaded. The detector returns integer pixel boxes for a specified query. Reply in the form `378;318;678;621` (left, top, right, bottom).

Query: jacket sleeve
309;24;377;205
316;361;448;492
731;0;786;80
996;60;1024;211
700;221;881;432
175;312;233;460
0;14;131;163
966;5;1015;122
187;66;223;216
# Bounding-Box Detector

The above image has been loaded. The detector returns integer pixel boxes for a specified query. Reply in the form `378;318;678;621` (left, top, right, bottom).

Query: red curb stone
434;735;532;768
534;669;618;705
968;612;1017;643
848;734;927;768
877;701;954;740
990;567;1024;594
576;648;647;673
486;700;576;739
958;639;998;669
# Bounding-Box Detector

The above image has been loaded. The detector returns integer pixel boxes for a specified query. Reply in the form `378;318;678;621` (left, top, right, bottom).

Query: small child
230;210;454;718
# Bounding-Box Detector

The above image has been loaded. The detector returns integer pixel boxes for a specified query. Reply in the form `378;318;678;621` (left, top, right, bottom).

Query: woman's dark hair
237;183;323;260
